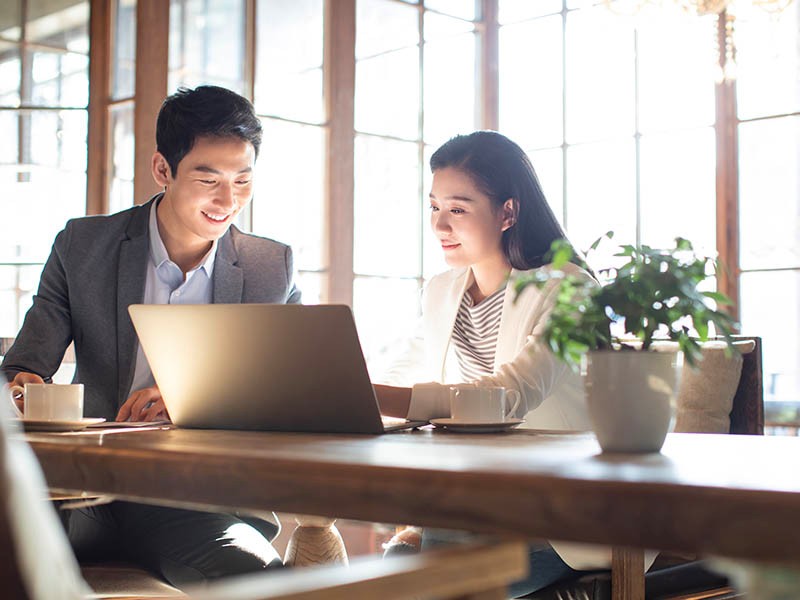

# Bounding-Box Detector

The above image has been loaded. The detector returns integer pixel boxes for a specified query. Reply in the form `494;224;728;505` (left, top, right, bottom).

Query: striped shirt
451;285;506;381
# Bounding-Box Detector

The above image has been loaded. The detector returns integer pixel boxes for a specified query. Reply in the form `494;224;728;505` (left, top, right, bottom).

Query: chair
527;336;762;600
0;406;528;600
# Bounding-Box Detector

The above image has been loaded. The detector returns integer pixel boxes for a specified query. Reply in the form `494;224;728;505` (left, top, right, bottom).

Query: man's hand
116;385;170;422
9;372;46;415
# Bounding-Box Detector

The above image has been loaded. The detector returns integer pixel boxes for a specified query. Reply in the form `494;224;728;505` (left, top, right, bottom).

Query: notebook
128;303;425;433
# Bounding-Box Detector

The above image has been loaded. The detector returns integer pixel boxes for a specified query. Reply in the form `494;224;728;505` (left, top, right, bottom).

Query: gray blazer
1;197;302;420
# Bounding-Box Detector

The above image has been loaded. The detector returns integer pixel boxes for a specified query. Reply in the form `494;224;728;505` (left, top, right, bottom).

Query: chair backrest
729;336;763;435
0;415;31;599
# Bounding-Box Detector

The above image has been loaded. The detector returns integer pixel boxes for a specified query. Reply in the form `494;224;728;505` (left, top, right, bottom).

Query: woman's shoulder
516;261;594;282
426;267;469;288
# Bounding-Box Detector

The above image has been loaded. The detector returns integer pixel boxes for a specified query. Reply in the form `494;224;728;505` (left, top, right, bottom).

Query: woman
374;130;606;596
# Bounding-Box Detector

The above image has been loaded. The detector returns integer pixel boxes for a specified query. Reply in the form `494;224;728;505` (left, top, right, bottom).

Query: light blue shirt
128;200;218;396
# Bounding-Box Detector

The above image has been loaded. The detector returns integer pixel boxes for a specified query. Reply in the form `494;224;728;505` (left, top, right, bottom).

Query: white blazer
380;263;655;572
382;262;592;431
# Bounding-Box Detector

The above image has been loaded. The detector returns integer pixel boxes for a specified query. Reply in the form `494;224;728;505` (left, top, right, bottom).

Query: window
0;0;90;337
353;0;477;373
735;1;800;406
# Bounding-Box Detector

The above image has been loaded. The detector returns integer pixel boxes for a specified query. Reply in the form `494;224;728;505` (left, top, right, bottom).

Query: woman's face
429;167;512;270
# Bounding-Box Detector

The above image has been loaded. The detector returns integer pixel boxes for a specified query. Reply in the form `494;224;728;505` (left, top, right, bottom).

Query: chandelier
602;0;794;16
602;0;794;81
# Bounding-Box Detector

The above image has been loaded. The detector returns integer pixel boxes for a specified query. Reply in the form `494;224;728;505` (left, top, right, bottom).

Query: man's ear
500;198;517;232
151;152;172;187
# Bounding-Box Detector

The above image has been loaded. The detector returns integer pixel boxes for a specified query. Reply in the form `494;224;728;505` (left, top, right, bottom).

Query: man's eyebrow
429;192;475;202
190;166;253;174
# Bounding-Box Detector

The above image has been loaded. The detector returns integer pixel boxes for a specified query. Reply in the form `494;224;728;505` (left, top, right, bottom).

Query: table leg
612;547;644;600
283;515;349;567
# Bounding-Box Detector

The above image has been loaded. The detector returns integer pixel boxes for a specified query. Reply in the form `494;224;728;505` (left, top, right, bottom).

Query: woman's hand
373;384;412;418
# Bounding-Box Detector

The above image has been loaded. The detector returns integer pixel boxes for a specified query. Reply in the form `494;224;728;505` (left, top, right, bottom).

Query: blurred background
0;0;798;421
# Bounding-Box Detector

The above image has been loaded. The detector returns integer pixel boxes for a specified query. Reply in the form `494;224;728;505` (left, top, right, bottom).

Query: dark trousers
422;529;582;598
59;500;283;588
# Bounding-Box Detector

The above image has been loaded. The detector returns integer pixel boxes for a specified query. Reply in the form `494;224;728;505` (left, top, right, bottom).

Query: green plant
515;233;737;369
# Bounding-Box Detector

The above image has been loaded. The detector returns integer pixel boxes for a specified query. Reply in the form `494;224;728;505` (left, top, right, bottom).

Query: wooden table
24;426;800;568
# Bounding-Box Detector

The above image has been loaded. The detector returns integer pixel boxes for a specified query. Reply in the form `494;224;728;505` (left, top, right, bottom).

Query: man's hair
155;85;262;176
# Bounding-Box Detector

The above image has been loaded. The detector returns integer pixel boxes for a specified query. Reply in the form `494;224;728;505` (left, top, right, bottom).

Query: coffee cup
449;385;521;423
7;383;84;421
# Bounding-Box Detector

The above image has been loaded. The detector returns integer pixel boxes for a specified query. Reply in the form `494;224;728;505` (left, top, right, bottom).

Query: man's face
154;136;256;247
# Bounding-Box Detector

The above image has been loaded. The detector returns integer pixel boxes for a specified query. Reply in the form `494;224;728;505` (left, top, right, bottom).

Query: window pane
637;15;716;133
255;0;323;123
109;103;134;214
0;42;21;106
353;276;421;377
423;27;475;145
26;0;89;51
28;110;87;171
0;164;85;262
0;266;40;337
423;10;473;40
295;271;323;305
565;139;636;266
640;128;716;254
422;145;448;279
112;0;136;100
500;15;563;149
566;6;635;143
499;0;562;24
28;49;89;108
425;0;475;20
355;47;420;139
356;0;418;60
0;1;21;40
736;1;800;120
528;147;564;225
354;135;420;277
252;119;325;272
739;116;800;270
169;0;245;93
0;111;17;162
740;270;800;405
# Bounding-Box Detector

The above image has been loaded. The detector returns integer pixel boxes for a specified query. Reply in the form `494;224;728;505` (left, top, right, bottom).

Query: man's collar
148;198;219;277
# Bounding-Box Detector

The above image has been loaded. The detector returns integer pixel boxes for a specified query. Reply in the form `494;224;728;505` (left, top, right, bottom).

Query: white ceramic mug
7;383;84;421
449;385;521;423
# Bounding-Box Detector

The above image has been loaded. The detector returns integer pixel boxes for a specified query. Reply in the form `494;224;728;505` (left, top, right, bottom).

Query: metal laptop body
128;304;419;434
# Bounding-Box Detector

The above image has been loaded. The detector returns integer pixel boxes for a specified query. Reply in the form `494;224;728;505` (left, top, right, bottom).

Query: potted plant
515;233;737;453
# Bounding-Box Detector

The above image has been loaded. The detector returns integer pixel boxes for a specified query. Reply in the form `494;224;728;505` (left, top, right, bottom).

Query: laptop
128;303;426;434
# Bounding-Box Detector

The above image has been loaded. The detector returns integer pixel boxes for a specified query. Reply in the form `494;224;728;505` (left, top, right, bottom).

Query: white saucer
430;417;524;433
17;417;106;432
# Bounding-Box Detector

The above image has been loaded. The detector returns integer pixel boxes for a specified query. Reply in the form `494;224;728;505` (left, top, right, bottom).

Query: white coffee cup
7;383;84;421
449;385;521;423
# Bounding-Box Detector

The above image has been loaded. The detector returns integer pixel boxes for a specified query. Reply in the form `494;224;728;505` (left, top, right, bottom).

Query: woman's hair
430;130;572;270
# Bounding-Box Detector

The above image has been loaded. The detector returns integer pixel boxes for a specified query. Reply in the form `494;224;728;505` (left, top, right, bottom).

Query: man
2;85;300;586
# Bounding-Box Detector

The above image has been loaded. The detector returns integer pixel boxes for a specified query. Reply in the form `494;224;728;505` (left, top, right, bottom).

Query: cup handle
504;389;521;420
7;385;24;418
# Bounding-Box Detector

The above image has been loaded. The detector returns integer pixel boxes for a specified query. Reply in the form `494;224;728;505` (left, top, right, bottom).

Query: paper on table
85;420;171;428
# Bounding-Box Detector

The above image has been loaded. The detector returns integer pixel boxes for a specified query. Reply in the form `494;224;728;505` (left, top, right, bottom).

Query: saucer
16;417;106;432
430;417;524;433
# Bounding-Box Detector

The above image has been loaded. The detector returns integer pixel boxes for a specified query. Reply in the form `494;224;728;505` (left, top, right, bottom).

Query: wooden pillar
86;0;112;215
133;0;170;205
480;0;500;131
714;11;740;322
323;0;356;306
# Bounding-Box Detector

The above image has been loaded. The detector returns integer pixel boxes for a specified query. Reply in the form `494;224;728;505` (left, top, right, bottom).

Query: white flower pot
584;350;681;453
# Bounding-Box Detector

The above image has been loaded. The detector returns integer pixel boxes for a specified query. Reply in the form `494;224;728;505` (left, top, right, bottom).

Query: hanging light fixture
602;0;794;81
603;0;794;15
